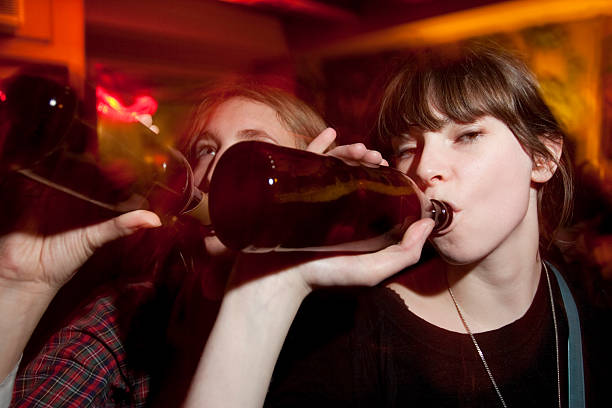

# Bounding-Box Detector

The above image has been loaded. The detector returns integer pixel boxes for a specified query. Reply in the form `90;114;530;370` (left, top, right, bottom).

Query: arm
185;221;433;408
185;130;431;407
9;293;150;407
0;209;161;383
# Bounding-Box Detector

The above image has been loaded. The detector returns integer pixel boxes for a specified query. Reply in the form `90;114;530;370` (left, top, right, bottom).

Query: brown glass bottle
0;74;203;224
208;141;452;252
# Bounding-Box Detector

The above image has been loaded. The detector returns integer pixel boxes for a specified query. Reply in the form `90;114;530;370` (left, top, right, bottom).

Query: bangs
376;43;573;249
377;47;526;148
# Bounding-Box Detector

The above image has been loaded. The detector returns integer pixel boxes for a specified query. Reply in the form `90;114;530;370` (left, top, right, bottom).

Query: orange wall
0;0;85;94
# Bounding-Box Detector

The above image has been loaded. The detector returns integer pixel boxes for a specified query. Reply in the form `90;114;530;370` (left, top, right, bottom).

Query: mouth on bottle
430;199;453;236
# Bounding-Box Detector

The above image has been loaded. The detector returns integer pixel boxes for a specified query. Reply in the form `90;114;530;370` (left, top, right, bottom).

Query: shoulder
13;294;121;389
12;290;151;407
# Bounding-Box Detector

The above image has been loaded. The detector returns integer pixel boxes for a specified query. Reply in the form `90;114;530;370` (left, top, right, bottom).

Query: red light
0;90;6;102
96;86;158;122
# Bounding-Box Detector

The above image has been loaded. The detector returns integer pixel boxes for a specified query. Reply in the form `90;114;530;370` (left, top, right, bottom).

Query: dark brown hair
376;43;573;247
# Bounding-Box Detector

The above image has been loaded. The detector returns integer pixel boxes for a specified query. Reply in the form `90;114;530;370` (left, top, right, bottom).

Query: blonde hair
180;82;327;159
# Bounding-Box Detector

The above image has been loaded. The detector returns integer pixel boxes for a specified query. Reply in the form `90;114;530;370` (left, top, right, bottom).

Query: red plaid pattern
11;293;150;407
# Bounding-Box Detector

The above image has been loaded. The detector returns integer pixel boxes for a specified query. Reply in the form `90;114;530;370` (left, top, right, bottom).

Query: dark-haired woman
187;45;597;408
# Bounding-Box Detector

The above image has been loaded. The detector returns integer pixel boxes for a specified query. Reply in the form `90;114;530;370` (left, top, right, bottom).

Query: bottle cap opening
430;199;453;233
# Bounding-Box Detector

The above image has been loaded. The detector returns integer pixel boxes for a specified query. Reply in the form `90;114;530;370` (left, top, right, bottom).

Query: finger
328;144;388;168
306;128;337;154
362;150;385;165
348;219;434;285
84;210;161;250
398;218;434;248
327;143;367;161
301;219;434;288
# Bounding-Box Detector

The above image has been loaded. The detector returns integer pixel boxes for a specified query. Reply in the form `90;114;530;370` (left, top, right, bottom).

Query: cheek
193;164;207;186
467;142;533;201
470;152;533;227
193;156;216;187
436;151;533;263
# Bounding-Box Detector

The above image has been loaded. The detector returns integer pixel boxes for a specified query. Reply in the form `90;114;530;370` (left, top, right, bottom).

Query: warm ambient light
96;86;158;123
219;0;353;19
313;0;612;56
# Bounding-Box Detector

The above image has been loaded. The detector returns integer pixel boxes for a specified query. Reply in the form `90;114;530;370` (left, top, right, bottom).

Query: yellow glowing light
313;0;612;56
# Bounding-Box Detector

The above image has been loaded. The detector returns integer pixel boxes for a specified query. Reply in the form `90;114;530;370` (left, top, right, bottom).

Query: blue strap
547;262;585;408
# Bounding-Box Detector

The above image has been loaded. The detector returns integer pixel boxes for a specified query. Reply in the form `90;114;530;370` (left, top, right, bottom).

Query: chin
431;240;486;266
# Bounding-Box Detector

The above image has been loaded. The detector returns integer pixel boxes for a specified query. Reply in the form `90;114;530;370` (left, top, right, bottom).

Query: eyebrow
194;128;278;146
238;129;271;139
194;130;216;143
237;129;277;142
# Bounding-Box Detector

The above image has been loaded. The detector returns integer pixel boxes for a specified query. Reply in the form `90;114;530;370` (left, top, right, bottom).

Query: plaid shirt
11;290;151;407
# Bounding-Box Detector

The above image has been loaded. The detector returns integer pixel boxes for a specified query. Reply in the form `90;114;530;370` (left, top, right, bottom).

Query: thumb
83;210;161;251
398;218;434;249
360;218;435;284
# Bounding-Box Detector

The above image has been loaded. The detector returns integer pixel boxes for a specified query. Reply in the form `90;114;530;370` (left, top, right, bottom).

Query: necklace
447;263;561;408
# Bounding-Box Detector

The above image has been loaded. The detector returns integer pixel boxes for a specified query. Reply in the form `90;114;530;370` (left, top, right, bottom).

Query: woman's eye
195;144;217;159
396;145;418;159
456;131;482;143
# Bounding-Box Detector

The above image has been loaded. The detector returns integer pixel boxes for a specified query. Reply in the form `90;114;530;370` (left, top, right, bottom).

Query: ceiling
214;0;504;23
84;0;508;101
212;0;510;50
82;0;612;141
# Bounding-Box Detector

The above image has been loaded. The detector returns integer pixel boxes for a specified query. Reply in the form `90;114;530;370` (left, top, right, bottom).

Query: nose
193;149;223;193
200;143;235;193
410;142;449;190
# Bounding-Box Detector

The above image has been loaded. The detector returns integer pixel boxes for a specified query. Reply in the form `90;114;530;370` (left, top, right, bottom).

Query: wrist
0;282;57;378
0;277;58;309
225;269;311;315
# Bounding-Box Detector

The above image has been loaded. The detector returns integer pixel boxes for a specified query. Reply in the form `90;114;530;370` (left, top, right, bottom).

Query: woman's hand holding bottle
186;129;433;408
0;190;161;381
226;127;433;293
0;210;160;294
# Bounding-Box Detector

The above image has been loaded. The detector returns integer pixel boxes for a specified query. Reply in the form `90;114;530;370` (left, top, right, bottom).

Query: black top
266;269;570;407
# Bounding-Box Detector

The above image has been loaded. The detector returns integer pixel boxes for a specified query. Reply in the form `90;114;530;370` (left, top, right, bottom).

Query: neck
445;254;543;333
444;190;544;331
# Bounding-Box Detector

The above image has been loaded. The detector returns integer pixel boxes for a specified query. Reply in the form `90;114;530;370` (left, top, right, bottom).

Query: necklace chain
447;263;561;408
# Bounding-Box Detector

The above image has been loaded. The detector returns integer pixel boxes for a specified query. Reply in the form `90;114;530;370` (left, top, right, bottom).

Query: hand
0;183;161;380
306;127;388;167
0;209;161;296
188;130;431;407
230;217;433;294
231;126;421;292
188;214;433;408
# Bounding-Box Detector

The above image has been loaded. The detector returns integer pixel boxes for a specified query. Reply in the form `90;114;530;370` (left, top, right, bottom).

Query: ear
531;136;562;183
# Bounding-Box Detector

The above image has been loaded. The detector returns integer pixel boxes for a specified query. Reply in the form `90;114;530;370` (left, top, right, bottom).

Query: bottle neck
183;188;211;226
429;199;453;233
